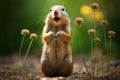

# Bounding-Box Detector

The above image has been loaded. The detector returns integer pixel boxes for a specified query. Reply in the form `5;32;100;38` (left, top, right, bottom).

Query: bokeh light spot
95;11;104;21
80;5;91;15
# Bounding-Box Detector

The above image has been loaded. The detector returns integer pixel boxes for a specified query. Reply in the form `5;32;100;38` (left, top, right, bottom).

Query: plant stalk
93;10;97;37
22;39;33;67
78;29;91;79
18;35;25;59
107;38;112;77
16;35;25;74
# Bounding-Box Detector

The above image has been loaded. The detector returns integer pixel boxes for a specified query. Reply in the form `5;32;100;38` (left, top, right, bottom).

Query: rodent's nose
54;10;58;16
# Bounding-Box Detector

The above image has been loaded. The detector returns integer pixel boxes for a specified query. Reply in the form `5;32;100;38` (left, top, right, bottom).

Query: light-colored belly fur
43;38;66;68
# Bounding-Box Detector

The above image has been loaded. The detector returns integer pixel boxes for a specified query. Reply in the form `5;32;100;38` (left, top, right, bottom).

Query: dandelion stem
107;38;112;77
101;55;104;73
93;11;95;29
93;10;97;38
93;10;98;79
93;43;97;79
109;38;112;71
109;38;112;57
77;29;91;79
91;35;93;54
93;11;96;31
23;39;33;67
18;35;25;58
90;35;95;79
102;28;108;72
82;56;91;78
103;28;108;54
16;35;25;74
95;43;98;79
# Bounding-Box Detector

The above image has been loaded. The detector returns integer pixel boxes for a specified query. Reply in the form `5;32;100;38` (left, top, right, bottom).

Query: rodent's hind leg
40;56;56;77
58;57;73;77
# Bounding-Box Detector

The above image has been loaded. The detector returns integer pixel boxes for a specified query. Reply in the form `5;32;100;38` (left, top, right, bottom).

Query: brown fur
40;5;73;77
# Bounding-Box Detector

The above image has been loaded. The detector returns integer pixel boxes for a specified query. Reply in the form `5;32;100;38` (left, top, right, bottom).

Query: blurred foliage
0;0;120;57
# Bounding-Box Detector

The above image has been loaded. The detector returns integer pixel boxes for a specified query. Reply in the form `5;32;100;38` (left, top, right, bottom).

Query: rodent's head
45;5;70;26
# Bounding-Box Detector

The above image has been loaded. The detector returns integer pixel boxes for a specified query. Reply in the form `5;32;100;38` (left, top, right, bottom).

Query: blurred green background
0;0;120;57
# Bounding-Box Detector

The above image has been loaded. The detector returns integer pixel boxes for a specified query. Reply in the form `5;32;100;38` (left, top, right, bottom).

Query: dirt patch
0;55;120;80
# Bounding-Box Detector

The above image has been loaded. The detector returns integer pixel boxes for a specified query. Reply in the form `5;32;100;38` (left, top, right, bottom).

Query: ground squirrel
40;5;73;77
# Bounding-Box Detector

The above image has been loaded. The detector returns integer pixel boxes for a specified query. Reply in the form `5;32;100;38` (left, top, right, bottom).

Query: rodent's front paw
56;31;64;37
48;31;55;38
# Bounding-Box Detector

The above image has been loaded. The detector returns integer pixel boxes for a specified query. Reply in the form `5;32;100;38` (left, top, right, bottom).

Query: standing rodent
40;5;73;77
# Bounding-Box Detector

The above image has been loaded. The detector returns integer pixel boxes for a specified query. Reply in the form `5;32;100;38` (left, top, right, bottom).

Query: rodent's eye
61;8;65;11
